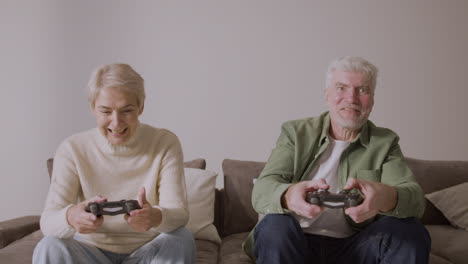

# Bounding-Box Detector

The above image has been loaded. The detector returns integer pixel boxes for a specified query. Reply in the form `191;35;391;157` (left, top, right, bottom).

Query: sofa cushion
219;232;253;264
183;159;207;170
426;182;468;231
426;225;468;264
406;158;468;194
195;239;220;264
221;159;265;237
185;168;221;243
406;158;468;225
0;216;40;249
0;230;43;264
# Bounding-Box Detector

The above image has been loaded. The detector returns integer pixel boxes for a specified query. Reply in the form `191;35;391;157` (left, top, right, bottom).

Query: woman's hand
66;195;107;233
125;187;162;232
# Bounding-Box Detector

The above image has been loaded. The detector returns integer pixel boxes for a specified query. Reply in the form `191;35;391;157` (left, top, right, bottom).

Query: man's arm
345;137;425;222
252;122;326;218
379;139;425;218
252;123;295;215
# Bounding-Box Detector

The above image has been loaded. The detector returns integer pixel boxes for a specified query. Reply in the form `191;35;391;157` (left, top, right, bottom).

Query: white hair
326;56;378;92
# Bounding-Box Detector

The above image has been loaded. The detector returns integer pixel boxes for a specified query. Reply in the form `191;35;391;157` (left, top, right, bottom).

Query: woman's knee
33;236;69;263
162;227;196;254
34;236;65;252
168;227;194;244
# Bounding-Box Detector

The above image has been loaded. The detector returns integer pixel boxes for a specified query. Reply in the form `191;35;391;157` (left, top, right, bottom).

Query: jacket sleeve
40;141;78;238
251;122;296;215
379;137;425;218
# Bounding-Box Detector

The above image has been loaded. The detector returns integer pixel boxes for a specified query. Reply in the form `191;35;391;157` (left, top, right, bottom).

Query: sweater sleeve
40;141;79;238
151;132;189;233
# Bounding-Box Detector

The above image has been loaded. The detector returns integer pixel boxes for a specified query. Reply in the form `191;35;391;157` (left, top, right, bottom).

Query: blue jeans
33;227;196;264
254;214;431;264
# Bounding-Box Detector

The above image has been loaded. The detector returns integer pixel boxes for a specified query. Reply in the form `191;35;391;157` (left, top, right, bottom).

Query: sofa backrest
406;158;468;225
220;159;265;237
219;157;468;237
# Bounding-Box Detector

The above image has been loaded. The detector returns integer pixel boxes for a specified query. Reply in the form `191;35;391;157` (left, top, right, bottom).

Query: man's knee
366;216;431;260
254;214;306;264
254;214;304;248
376;217;431;247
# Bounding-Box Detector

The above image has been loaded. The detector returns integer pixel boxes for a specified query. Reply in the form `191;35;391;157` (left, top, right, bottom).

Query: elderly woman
33;64;195;263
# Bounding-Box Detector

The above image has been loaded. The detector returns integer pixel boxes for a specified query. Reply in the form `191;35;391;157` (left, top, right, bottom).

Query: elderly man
244;56;431;264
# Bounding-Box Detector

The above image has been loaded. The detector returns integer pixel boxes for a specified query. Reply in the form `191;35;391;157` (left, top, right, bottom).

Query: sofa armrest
0;215;40;249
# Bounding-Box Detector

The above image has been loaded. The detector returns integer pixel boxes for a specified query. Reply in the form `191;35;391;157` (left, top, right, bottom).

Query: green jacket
243;112;425;259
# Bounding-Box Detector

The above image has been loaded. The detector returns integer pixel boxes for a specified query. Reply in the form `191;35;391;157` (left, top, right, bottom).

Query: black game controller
85;200;141;216
306;189;364;209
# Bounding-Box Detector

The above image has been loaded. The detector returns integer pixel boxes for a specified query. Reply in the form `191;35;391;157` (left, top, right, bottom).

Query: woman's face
93;87;143;145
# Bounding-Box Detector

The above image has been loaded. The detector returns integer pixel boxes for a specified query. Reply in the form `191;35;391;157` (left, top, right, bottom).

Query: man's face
93;87;142;145
325;70;374;130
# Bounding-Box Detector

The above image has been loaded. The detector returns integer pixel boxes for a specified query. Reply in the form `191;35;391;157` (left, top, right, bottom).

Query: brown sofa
1;157;468;264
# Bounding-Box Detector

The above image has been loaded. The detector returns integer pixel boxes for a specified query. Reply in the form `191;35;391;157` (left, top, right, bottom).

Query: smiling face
93;87;143;145
325;70;374;130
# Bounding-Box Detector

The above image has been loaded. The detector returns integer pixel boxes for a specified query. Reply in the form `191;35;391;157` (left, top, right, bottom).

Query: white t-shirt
292;138;355;238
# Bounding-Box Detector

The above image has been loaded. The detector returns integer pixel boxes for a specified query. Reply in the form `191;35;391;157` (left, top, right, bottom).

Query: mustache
339;104;361;111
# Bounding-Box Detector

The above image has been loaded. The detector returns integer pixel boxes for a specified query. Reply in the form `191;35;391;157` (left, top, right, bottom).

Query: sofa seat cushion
0;230;43;263
195;239;219;264
215;227;465;264
219;232;253;264
427;225;468;264
430;254;454;264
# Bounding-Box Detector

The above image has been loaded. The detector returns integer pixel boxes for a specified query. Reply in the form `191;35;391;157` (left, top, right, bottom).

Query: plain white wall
1;1;467;221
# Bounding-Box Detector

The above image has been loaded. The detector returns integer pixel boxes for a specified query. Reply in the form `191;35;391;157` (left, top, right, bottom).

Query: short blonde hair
87;63;145;109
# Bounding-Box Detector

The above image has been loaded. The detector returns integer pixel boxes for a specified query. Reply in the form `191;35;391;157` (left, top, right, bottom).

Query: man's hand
344;178;398;223
282;179;330;219
67;195;107;234
125;187;162;232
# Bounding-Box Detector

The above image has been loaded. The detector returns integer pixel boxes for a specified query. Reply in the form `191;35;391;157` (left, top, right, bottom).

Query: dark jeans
254;214;431;264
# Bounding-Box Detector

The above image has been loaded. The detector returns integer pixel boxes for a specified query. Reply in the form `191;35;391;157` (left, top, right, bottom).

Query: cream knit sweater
40;123;188;253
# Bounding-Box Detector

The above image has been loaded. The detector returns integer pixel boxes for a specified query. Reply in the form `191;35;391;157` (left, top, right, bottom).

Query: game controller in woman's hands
85;200;141;216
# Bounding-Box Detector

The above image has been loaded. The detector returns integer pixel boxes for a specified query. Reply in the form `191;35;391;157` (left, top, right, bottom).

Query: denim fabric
32;227;196;264
254;214;431;264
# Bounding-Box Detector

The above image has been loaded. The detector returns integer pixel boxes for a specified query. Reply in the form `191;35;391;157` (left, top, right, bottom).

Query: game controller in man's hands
85;200;141;216
306;189;364;209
